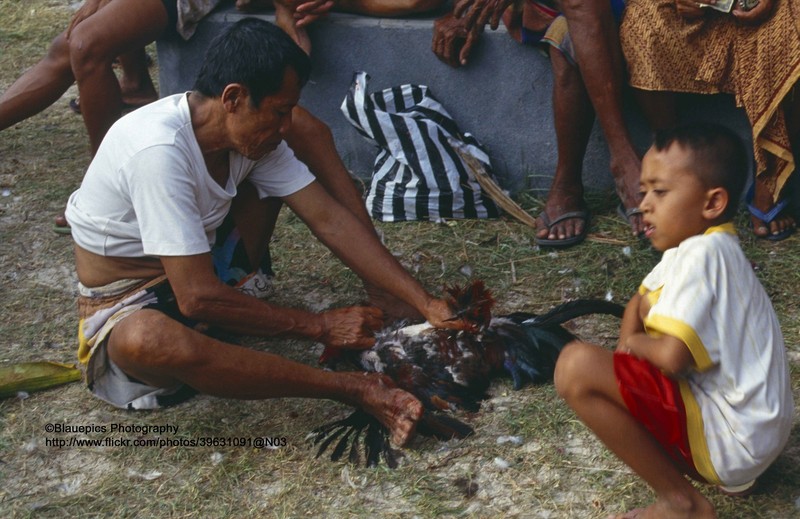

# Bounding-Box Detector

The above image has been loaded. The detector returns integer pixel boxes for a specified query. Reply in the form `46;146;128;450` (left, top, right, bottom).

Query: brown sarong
620;0;800;201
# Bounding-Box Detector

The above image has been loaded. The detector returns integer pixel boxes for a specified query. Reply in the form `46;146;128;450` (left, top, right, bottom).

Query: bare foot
352;373;423;447
535;186;588;244
364;283;424;323
119;89;159;108
610;149;645;236
749;176;796;239
610;493;716;519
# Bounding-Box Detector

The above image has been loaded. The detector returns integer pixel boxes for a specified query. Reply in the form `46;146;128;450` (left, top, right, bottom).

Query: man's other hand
432;12;483;67
319;306;384;348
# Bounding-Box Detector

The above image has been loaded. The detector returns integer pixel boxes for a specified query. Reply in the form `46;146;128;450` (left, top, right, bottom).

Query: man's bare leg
116;48;159;108
0;32;74;132
107;310;424;445
68;0;168;154
536;47;594;243
559;0;644;236
555;342;716;519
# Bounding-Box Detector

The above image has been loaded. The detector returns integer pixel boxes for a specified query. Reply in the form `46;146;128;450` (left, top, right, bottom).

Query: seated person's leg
0;31;74;132
535;30;593;247
555;342;715;518
559;0;644;236
68;0;170;154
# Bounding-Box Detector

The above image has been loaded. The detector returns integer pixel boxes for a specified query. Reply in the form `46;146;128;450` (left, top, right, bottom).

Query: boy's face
639;144;715;252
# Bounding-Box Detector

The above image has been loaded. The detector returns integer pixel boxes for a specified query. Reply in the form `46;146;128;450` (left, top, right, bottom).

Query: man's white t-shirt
66;93;315;258
640;224;794;486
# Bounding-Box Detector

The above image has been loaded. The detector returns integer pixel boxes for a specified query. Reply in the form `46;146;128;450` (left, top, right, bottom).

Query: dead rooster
309;281;624;467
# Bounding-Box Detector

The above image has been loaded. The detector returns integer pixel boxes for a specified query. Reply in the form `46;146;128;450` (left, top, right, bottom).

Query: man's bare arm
283;182;459;328
160;253;384;348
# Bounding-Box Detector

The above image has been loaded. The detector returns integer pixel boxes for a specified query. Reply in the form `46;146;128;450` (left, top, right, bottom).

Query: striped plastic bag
341;71;499;222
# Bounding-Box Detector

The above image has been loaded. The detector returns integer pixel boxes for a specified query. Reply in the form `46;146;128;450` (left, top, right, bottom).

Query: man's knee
68;24;112;77
106;310;195;371
559;0;612;17
47;32;73;70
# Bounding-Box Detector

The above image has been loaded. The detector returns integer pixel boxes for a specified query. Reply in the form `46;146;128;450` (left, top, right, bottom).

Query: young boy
554;123;794;518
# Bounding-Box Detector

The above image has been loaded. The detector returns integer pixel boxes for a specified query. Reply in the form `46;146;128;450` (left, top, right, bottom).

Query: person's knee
559;0;609;17
46;32;73;70
68;24;113;78
553;340;592;400
107;311;193;370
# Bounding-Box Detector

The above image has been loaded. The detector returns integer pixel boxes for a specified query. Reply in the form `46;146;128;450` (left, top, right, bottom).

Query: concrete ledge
158;5;753;195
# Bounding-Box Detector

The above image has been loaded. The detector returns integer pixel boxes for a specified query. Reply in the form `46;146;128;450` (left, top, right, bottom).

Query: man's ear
704;187;729;220
221;84;248;113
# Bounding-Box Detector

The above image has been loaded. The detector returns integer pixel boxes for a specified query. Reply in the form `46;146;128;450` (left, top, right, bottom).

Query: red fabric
614;352;706;482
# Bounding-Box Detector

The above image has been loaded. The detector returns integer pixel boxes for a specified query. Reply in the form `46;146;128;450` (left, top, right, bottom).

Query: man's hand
675;0;707;19
319;306;384;349
454;0;513;30
420;298;469;330
67;0;111;38
432;12;483;67
294;0;335;27
364;283;425;323
733;0;773;24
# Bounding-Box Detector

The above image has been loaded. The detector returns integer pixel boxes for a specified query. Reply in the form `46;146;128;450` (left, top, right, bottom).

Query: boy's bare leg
559;0;644;236
0;32;74;132
554;341;716;519
107;309;423;446
536;47;594;243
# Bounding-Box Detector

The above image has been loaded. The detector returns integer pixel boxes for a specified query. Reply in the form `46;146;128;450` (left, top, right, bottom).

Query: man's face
227;68;301;160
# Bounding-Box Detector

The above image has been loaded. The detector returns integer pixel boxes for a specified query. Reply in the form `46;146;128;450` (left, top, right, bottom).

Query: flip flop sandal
533;209;590;247
617;204;646;239
746;184;796;241
68;97;153;115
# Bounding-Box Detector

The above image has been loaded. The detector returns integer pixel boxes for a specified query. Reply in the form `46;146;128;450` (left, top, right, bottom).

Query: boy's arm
622;331;696;378
617;293;645;349
617;292;696;377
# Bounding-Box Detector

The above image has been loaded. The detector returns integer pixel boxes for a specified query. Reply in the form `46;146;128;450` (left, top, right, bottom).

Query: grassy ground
1;1;799;517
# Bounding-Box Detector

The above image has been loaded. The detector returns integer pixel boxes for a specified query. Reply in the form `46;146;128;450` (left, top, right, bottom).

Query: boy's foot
609;493;716;518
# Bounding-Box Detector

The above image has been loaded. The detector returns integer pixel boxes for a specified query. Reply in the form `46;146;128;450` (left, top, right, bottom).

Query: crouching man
65;18;462;446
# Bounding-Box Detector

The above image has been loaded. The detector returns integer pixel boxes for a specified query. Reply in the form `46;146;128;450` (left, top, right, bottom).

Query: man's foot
747;180;796;240
353;373;423;447
610;150;645;236
534;191;590;247
69;92;158;115
53;213;71;235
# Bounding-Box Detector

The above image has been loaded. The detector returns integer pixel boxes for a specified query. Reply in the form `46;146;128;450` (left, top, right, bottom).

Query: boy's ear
704;187;728;220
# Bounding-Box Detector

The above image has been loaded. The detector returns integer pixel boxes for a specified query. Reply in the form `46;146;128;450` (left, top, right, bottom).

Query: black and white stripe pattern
341;72;499;222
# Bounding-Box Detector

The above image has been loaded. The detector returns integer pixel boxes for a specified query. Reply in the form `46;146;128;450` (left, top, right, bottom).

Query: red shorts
613;352;706;483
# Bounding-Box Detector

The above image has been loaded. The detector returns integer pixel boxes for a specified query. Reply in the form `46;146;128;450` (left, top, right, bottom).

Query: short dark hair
652;123;748;220
193;18;311;107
